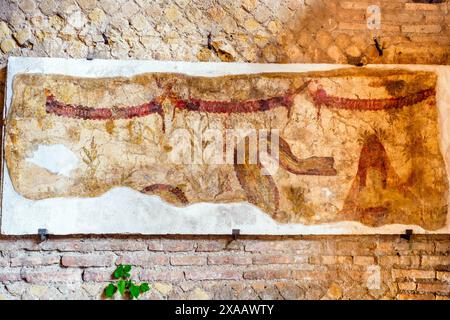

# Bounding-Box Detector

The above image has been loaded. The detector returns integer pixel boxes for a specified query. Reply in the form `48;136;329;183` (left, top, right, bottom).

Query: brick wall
0;0;449;300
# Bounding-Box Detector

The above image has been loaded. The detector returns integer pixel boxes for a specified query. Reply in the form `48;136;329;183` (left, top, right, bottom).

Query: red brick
22;268;81;283
339;2;370;10
405;3;440;11
208;255;252;265
375;242;395;255
243;269;291;280
253;254;306;265
394;241;436;253
245;240;321;254
117;253;168;266
292;270;331;281
417;282;450;293
224;240;244;251
10;253;60;267
186;269;242;281
163;241;196;252
0;240;40;251
61;254;115;267
149;241;195;252
379;256;399;266
196;241;227;252
338;22;367;31
383;13;423;24
392;269;435;280
354;256;375;266
147;241;164;251
381;24;401;32
311;255;353;265
397;293;435;300
336;268;365;282
402;25;441;34
336;9;366;21
437;271;450;282
0;269;22;282
425;14;444;24
435;242;450;254
39;240;95;252
140;270;185;282
400;256;420;267
337;241;375;255
92;240;147;251
0;256;9;267
83;268;114;282
398;282;417;291
170;255;206;266
379;255;420;268
411;242;435;253
421;256;450;267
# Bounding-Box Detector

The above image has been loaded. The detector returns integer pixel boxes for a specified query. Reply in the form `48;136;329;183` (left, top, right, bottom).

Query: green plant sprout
104;264;150;299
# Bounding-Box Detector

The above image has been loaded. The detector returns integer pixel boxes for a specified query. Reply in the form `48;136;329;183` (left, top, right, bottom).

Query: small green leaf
123;265;131;278
140;283;150;293
123;265;132;273
105;284;117;298
130;284;140;299
113;265;124;279
117;280;126;296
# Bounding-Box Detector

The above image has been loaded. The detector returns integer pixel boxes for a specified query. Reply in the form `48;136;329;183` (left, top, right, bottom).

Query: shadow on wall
203;0;449;65
261;0;449;64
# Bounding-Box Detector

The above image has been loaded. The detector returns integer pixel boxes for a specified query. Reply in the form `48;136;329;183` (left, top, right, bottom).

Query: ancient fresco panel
3;63;448;233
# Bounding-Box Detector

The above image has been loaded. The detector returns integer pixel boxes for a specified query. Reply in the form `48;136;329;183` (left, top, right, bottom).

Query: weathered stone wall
0;0;449;300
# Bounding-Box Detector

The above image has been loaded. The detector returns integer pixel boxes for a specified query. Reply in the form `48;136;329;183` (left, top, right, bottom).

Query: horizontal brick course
140;270;185;282
397;293;435;300
39;240;95;252
244;240;321;253
437;271;450;282
398;282;417;291
402;24;442;34
82;268;114;282
149;241;195;252
61;254;116;267
392;269;436;280
417;282;450;293
0;269;22;282
253;254;308;265
117;253;169;266
185;269;242;281
421;256;450;267
405;3;441;11
243;269;291;280
170;255;207;266
22;268;82;284
208;255;252;265
10;254;60;267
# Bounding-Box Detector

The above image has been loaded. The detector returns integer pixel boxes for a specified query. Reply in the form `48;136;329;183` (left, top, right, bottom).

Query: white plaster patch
321;187;333;199
25;144;79;177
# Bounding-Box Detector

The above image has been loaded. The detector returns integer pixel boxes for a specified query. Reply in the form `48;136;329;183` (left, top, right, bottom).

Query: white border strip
2;57;449;235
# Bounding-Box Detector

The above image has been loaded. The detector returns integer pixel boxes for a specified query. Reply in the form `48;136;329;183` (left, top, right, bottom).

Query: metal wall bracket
86;51;94;60
38;228;49;242
232;229;240;240
400;229;413;241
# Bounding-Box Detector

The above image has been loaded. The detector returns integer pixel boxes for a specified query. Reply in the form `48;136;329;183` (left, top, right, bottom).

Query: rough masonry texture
0;0;449;299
